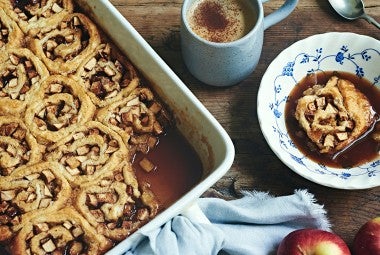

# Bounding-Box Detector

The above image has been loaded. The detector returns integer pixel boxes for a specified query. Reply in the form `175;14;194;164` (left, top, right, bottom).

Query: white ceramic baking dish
75;0;235;254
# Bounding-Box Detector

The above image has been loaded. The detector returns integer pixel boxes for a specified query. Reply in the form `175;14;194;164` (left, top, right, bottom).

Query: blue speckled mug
181;0;298;86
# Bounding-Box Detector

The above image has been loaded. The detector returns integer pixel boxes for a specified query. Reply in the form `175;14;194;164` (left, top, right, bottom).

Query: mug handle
262;0;299;30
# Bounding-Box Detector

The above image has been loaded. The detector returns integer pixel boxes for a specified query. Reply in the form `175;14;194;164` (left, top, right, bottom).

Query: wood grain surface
110;0;380;250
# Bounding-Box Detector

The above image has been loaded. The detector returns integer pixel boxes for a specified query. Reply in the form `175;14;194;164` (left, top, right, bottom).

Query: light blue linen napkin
124;189;331;255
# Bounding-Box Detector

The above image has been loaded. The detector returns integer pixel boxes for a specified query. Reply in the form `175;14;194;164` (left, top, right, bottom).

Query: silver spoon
328;0;380;29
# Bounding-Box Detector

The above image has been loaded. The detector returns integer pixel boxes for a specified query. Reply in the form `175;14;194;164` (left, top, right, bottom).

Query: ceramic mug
181;0;298;86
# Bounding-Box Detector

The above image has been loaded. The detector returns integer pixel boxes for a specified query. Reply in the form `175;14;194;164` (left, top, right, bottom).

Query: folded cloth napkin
124;189;331;255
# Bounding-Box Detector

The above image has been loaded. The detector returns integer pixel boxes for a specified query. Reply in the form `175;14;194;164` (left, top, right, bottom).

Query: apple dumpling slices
45;121;128;185
295;76;376;154
0;9;24;49
73;43;140;107
24;75;96;144
0;0;73;36
0;116;43;177
0;48;49;116
97;87;172;150
0;162;71;242
29;13;101;74
75;162;159;241
10;207;113;255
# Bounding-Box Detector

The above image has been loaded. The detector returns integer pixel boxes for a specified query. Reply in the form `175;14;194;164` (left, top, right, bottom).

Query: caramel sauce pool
133;128;203;210
285;71;380;168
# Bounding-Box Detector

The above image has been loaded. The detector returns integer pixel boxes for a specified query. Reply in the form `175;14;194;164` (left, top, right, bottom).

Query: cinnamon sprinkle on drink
187;0;256;43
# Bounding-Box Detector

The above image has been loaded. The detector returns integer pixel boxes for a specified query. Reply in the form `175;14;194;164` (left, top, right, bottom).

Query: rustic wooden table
110;0;379;250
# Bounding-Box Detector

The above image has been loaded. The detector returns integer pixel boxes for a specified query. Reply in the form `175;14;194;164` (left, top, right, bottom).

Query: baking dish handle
181;202;211;224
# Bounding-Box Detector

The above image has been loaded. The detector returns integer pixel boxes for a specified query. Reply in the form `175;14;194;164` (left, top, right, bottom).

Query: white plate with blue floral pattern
257;32;380;189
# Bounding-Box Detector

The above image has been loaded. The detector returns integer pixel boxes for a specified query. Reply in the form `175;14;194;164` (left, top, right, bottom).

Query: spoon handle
362;13;380;29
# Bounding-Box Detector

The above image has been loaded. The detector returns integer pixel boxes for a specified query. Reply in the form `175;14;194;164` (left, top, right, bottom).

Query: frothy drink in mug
181;0;298;86
187;0;257;43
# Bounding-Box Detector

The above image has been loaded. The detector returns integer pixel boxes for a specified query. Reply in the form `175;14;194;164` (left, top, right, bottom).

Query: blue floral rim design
259;33;380;189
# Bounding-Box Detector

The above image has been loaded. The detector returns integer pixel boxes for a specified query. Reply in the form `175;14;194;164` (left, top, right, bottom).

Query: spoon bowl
328;0;380;29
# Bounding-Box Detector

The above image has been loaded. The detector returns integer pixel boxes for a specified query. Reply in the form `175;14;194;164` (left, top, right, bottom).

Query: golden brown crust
0;48;50;116
0;116;44;177
45;121;128;186
75;162;158;241
97;87;169;148
72;43;140;107
1;0;74;36
29;13;101;74
0;162;71;242
11;207;112;255
295;76;376;154
0;9;24;49
24;74;96;144
0;2;166;253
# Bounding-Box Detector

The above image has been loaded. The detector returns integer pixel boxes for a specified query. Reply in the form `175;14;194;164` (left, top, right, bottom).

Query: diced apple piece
66;157;81;169
49;83;63;93
42;170;56;183
315;97;326;108
336;132;348;141
1;190;16;201
42;239;56;252
65;166;80;176
63;221;73;230
323;134;335;148
52;3;63;13
324;103;338;114
139;157;156;172
39;198;52;208
72;226;84;237
84;57;97;71
76;146;90;156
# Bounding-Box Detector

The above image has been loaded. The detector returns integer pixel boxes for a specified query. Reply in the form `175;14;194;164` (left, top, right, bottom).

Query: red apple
277;228;351;255
353;217;380;255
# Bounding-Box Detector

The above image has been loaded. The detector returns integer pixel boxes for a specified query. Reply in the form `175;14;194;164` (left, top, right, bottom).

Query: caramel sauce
133;128;203;210
285;71;380;168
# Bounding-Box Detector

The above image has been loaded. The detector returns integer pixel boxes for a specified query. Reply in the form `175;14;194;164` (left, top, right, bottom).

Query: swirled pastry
45;121;128;185
295;76;376;153
97;87;172;149
0;162;71;242
0;1;178;253
10;207;112;255
0;0;73;36
24;75;96;144
73;43;140;107
75;162;158;241
0;116;43;177
29;13;101;74
0;9;24;49
0;48;49;116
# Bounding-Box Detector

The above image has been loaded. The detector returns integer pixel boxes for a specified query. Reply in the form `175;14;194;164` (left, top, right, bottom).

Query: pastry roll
0;162;71;242
75;162;159;241
0;116;43;177
45;121;128;186
73;43;140;107
29;13;101;74
24;75;96;144
0;9;24;49
295;76;376;153
97;87;172;148
0;0;73;36
0;48;49;116
10;207;113;255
